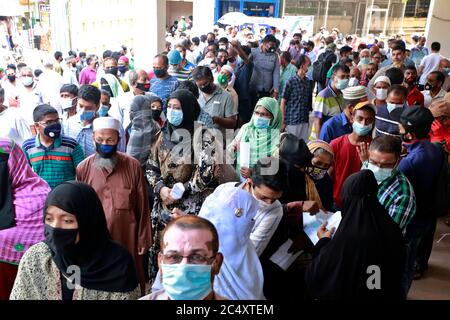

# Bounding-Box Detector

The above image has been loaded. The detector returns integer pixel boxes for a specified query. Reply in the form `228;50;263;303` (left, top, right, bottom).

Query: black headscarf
278;134;313;202
43;181;138;293
305;170;406;300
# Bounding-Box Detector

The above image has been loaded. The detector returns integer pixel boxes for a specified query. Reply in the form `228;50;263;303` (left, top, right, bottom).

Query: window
404;0;431;18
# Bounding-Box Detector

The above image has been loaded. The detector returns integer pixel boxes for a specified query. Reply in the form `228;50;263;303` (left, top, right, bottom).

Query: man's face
332;70;350;84
391;49;405;64
103;59;117;70
93;129;119;146
386;93;405;105
153;57;168;74
159;226;221;278
366;65;377;78
252;184;283;205
217;51;228;65
21;69;33;78
78;98;99;112
176;47;186;59
35;113;60;138
427;73;441;90
404;69;417;84
353;108;375;127
439;60;450;72
264;41;277;53
368;150;398;170
6;68;15;80
293;35;301;42
350;68;361;80
100;94;111;108
419;37;426;47
360;51;370;59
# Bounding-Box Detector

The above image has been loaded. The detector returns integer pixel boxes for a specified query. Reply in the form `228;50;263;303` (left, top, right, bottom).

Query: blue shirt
319;111;352;143
150;76;179;110
399;141;442;214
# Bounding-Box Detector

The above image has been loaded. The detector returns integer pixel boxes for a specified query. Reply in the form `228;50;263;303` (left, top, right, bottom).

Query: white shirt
62;66;79;87
18;85;44;125
2;80;22;107
36;69;64;109
0;107;32;146
108;92;156;130
422;89;447;108
419;52;442;85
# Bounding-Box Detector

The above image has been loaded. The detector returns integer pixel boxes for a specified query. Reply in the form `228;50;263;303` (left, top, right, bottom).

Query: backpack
312;49;335;84
432;142;450;217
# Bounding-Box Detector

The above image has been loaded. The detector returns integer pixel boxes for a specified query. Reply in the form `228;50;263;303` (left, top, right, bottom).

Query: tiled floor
408;218;450;300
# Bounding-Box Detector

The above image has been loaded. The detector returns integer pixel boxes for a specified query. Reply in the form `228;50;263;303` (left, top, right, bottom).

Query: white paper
269;239;304;271
303;210;342;245
239;142;251;182
170;182;185;200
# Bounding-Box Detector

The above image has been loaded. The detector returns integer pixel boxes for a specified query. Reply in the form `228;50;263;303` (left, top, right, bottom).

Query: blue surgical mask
335;78;349;90
387;103;403;114
161;264;212;300
360;57;370;65
253;115;271;129
167;108;183;126
80;110;96;122
98;105;109;117
367;162;393;184
352;121;372;136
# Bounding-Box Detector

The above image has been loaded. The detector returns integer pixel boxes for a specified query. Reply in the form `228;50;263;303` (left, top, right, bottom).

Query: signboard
39;4;50;13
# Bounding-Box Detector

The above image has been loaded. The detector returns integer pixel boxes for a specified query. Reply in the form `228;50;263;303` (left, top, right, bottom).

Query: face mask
360;57;370;65
44;224;78;253
136;82;150;92
444;67;450;76
199;82;215;94
95;142;118;158
367;162;393;184
44;123;62;139
152;109;162;121
118;66;127;74
217;73;228;86
387;103;403;113
60;98;74;110
105;67;118;76
252;188;272;210
424;83;433;91
376;88;388;100
98;105;109;117
348;77;359;87
22;76;34;87
80;110;96;122
167;108;183;126
219;45;227;50
253;115;271;129
154;68;167;78
401;133;413;144
161;263;212;300
335;78;349;90
7;74;16;82
352;121;372;136
305;166;327;181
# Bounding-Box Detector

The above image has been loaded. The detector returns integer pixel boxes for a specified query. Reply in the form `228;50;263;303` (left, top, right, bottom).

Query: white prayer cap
93;117;121;132
342;86;367;100
374;76;391;86
221;64;234;75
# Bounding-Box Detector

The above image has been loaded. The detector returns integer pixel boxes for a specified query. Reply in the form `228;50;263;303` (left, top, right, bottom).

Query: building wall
425;0;450;58
166;0;193;28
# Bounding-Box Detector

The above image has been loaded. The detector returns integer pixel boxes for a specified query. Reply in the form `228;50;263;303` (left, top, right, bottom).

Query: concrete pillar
49;0;71;53
134;0;167;71
425;0;450;58
191;0;215;37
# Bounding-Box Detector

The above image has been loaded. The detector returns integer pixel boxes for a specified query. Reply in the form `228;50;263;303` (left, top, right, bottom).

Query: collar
327;83;339;97
340;111;350;126
35;134;61;149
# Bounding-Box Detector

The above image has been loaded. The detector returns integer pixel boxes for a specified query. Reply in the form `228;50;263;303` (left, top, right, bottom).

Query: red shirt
407;86;424;107
331;134;371;209
430;118;450;150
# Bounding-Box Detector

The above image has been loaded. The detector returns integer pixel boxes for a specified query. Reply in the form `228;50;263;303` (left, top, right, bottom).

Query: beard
94;154;118;171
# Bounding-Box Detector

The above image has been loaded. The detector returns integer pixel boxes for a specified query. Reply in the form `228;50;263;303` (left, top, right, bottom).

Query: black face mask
136;82;150;92
44;123;62;139
7;75;15;82
104;67;118;77
199;82;215;94
152;109;162;121
401;133;413;144
267;46;277;53
44;224;78;253
424;83;433;91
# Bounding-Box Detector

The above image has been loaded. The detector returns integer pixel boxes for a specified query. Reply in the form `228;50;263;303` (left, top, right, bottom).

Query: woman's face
151;101;162;111
254;106;273;120
312;151;333;170
167;98;182;111
45;205;80;243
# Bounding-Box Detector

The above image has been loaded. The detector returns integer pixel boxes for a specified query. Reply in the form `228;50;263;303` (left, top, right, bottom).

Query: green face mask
217;73;228;86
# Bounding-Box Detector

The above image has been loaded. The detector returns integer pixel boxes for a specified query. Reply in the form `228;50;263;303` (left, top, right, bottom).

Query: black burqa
44;181;138;293
305;170;406;300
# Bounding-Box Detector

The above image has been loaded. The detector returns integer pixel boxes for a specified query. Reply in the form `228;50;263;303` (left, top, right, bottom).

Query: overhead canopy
0;0;25;16
218;12;249;26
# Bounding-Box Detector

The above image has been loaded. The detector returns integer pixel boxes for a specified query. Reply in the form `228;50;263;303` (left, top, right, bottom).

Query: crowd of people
0;20;449;301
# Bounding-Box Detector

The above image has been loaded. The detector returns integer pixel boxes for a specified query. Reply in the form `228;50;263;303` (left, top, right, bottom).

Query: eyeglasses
160;253;216;265
38;119;61;126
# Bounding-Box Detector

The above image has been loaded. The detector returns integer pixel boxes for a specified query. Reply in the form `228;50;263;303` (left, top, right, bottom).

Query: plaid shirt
363;163;416;233
282;75;314;125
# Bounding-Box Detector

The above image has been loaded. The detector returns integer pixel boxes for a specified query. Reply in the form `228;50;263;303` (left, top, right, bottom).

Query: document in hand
269;239;304;271
303;210;342;245
239;142;251;182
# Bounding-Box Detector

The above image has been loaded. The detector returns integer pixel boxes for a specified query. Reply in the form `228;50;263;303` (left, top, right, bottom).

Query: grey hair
128;70;138;86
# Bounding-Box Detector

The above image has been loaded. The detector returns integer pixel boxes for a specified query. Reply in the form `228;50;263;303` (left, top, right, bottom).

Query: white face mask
376;88;388;100
252;188;272;210
348;77;360;87
60;97;74;110
367;162;394;184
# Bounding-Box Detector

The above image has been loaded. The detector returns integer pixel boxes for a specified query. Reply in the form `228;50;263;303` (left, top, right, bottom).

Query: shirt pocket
112;188;132;211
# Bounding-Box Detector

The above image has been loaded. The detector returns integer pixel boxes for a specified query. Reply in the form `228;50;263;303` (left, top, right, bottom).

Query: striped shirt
168;65;192;82
22;135;85;189
0;138;49;264
62;115;96;157
313;84;344;122
375;105;405;138
282;74;314;125
150;75;179;110
363;163;416;233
